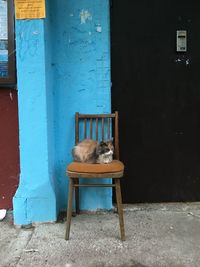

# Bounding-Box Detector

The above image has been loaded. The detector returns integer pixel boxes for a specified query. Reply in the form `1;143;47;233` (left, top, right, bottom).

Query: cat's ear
106;138;113;144
99;141;105;146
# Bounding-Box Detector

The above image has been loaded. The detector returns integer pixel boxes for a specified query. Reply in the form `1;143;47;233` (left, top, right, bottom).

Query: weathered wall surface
51;0;112;211
13;0;111;224
13;18;57;225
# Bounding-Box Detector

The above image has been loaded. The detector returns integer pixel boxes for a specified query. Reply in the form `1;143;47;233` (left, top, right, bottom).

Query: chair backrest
75;111;120;160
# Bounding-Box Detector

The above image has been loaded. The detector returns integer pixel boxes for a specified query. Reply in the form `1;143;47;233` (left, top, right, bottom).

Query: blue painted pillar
13;0;112;224
13;19;57;225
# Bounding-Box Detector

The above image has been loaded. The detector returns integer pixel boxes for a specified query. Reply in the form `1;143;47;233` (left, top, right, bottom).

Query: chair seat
67;160;124;178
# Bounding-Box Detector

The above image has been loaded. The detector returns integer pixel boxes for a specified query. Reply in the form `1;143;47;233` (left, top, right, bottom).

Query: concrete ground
0;203;200;267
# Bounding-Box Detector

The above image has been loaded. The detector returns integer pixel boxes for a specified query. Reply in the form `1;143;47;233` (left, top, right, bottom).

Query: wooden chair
65;111;125;241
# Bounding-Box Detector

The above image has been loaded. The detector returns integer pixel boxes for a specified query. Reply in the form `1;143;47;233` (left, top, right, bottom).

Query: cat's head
97;140;114;156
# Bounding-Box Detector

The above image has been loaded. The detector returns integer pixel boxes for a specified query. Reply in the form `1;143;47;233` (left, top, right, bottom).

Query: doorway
111;0;200;203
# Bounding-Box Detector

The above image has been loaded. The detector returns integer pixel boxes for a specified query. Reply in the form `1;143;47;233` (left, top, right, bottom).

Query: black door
111;0;200;203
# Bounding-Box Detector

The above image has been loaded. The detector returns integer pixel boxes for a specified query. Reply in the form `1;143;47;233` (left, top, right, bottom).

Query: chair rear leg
115;178;125;241
65;178;74;240
75;178;80;214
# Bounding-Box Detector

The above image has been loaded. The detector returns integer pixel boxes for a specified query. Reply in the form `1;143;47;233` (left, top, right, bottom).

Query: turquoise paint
13;18;57;224
51;0;112;211
13;0;112;224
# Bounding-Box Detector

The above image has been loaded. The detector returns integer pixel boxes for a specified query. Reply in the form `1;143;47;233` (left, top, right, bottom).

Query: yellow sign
15;0;46;20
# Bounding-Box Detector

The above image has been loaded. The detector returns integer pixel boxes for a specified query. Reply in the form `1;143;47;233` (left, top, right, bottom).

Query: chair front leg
75;178;80;214
115;178;125;241
65;178;74;240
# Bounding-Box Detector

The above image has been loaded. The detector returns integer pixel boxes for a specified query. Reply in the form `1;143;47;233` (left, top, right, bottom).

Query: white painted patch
0;209;6;221
186;59;190;66
9;91;13;101
69;13;74;17
80;9;92;24
96;25;102;33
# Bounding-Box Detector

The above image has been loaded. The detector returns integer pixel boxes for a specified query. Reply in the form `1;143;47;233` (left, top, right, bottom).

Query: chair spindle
108;118;110;140
90;118;93;139
84;119;87;139
96;118;98;141
102;118;104;141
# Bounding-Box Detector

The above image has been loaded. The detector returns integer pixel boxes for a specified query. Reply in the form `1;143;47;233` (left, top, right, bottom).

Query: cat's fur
72;139;114;164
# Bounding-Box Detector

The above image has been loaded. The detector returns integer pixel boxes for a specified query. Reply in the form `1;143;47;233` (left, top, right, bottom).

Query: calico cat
72;139;114;164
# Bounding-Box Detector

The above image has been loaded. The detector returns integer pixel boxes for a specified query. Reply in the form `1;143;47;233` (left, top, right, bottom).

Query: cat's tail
72;146;80;162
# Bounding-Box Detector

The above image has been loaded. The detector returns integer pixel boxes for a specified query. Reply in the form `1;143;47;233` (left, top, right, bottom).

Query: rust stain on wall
0;89;20;209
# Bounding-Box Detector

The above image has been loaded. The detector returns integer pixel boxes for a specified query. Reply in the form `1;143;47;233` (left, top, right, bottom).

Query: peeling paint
14;0;112;224
80;9;92;24
96;24;102;33
175;57;190;66
18;22;41;61
9;91;13;101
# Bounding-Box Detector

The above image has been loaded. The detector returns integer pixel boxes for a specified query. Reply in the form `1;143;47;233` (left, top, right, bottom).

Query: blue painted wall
51;0;112;211
13;0;112;224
